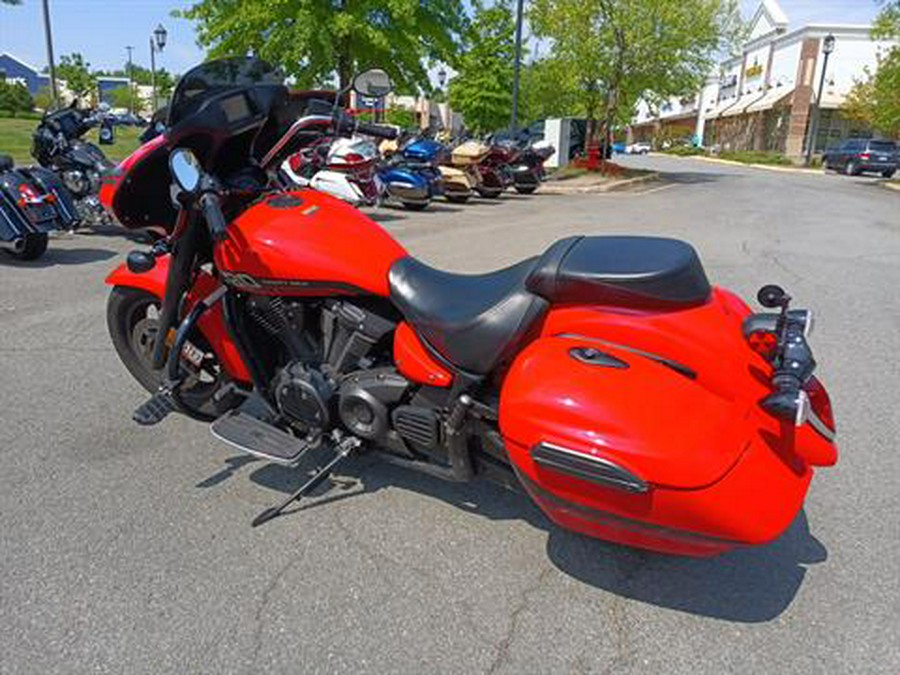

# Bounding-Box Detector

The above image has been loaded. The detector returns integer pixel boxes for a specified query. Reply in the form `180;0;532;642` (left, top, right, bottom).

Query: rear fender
105;256;252;383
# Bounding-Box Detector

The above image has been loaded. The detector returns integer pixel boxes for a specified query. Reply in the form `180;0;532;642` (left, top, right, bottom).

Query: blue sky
0;0;886;76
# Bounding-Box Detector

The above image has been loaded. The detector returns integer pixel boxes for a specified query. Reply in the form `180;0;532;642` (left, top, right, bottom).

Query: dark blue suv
823;138;897;178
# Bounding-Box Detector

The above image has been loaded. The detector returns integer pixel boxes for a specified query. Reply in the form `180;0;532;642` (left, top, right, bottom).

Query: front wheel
515;185;538;195
883;170;896;179
402;201;429;211
3;233;48;261
845;161;859;176
106;287;231;420
476;187;503;199
445;194;471;204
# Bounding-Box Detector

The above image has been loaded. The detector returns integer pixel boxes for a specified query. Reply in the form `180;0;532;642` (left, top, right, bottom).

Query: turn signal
747;330;778;359
805;376;836;437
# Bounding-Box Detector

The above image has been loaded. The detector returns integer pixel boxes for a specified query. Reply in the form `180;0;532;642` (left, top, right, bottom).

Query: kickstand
251;434;361;527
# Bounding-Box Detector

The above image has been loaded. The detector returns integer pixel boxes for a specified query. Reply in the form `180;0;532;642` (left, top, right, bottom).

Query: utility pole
510;0;525;132
41;0;58;106
126;46;134;114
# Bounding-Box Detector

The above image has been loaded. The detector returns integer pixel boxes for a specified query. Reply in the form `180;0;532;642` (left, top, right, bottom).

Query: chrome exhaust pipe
0;238;25;254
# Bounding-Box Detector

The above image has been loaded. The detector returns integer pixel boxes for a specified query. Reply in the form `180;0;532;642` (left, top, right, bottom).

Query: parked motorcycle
282;135;383;206
392;133;476;204
491;131;555;194
0;154;79;260
377;134;444;210
450;139;508;198
32;103;116;227
101;57;837;557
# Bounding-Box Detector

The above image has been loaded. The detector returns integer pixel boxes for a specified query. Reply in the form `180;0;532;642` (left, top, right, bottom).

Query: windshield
168;57;284;126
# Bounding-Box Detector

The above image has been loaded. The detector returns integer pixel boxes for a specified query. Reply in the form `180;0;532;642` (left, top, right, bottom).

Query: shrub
662;145;706;157
718;150;793;166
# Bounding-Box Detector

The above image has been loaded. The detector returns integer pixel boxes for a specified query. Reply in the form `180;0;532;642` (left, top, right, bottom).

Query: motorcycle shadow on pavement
207;452;827;623
2;246;117;268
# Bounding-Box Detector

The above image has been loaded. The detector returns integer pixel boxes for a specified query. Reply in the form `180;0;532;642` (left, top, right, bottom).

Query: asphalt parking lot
2;155;899;674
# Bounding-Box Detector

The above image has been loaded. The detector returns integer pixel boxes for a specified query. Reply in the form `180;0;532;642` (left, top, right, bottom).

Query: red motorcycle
101;58;837;557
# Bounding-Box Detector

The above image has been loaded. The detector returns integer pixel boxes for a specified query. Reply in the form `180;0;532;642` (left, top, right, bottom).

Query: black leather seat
0;155;14;172
527;236;710;308
389;256;548;374
389;236;710;375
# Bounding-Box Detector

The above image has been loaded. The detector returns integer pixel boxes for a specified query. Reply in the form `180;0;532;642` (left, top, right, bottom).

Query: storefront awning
745;86;794;114
720;93;767;117
706;98;739;120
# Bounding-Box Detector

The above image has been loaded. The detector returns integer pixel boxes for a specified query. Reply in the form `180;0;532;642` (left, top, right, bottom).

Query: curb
688;155;823;175
885;181;900;192
541;172;660;194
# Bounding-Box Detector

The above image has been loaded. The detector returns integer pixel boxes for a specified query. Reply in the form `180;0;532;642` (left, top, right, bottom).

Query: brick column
785;38;820;159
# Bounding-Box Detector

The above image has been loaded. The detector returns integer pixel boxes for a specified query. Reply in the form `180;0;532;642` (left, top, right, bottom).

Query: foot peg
210;410;314;465
252;433;361;527
133;389;177;426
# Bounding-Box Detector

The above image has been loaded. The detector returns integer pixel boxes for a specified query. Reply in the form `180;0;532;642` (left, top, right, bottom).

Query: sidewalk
691;155;824;175
541;171;660;194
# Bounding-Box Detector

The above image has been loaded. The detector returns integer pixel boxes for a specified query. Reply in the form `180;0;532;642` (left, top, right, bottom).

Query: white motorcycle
281;136;383;206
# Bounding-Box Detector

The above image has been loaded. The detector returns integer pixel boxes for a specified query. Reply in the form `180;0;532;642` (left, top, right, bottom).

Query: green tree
33;86;54;111
844;1;900;138
177;0;468;91
384;107;417;130
57;53;97;101
531;0;743;153
0;81;34;116
447;1;516;135
519;57;582;123
105;86;134;110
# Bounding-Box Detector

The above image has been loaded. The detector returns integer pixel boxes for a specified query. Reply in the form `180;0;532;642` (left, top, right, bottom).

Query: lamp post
805;33;835;166
150;23;167;112
437;67;448;131
126;45;134;114
510;0;525;131
41;0;58;106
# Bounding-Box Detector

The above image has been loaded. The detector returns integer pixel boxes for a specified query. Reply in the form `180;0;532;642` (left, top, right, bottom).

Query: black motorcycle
0;154;79;260
31;103;116;227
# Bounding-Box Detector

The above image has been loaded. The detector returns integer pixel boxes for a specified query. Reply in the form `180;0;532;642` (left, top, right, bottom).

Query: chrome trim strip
532;442;649;493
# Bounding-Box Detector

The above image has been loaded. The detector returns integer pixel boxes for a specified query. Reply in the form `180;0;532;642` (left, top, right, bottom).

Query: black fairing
526;236;711;308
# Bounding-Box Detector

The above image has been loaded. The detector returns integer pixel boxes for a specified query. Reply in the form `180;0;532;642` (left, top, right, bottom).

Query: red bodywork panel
500;287;837;556
214;190;407;297
105;257;252;384
394;322;453;388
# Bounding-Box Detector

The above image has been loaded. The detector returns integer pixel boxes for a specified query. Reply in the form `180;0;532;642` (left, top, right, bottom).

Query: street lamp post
805;33;835;166
510;0;525;131
437;67;448;131
126;46;134;114
41;0;58;106
150;23;167;112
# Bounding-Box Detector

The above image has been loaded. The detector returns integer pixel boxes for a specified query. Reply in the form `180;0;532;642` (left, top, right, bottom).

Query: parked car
626;142;652;155
823;138;897;178
612;141;627;154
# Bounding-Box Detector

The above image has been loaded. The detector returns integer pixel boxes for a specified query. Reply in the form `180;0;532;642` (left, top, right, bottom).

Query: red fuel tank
214;190;407;297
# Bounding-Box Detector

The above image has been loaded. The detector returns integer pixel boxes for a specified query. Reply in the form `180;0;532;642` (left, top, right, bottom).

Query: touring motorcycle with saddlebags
102;58;837;556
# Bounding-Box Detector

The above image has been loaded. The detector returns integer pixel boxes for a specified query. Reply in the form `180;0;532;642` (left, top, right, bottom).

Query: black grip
356;121;399;139
200;193;228;242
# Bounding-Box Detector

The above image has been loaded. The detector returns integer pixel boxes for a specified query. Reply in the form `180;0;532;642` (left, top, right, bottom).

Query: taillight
860;153;870;161
747;330;778;360
344;153;365;164
288;154;304;172
805;376;836;438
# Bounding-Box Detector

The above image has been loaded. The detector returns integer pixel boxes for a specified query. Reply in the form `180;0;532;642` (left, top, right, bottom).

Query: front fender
105;256;252;383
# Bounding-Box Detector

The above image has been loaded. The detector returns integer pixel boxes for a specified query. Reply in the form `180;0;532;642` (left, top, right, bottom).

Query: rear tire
845;161;859;176
883;170;896;179
515;185;538;195
402;201;429;211
106;287;230;420
477;187;503;199
3;233;48;261
445;194;471;204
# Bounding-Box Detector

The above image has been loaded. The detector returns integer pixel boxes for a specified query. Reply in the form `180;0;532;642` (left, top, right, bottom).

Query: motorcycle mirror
169;148;202;194
757;284;790;309
352;69;394;98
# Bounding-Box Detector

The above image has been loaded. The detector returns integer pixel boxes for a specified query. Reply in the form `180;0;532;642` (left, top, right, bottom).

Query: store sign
745;63;764;78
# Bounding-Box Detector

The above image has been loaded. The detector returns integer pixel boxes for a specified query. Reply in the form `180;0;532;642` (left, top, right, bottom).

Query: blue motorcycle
377;136;445;211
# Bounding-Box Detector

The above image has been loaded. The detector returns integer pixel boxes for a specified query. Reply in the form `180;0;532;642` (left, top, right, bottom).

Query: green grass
717;150;793;166
662;145;706;157
0;117;143;166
